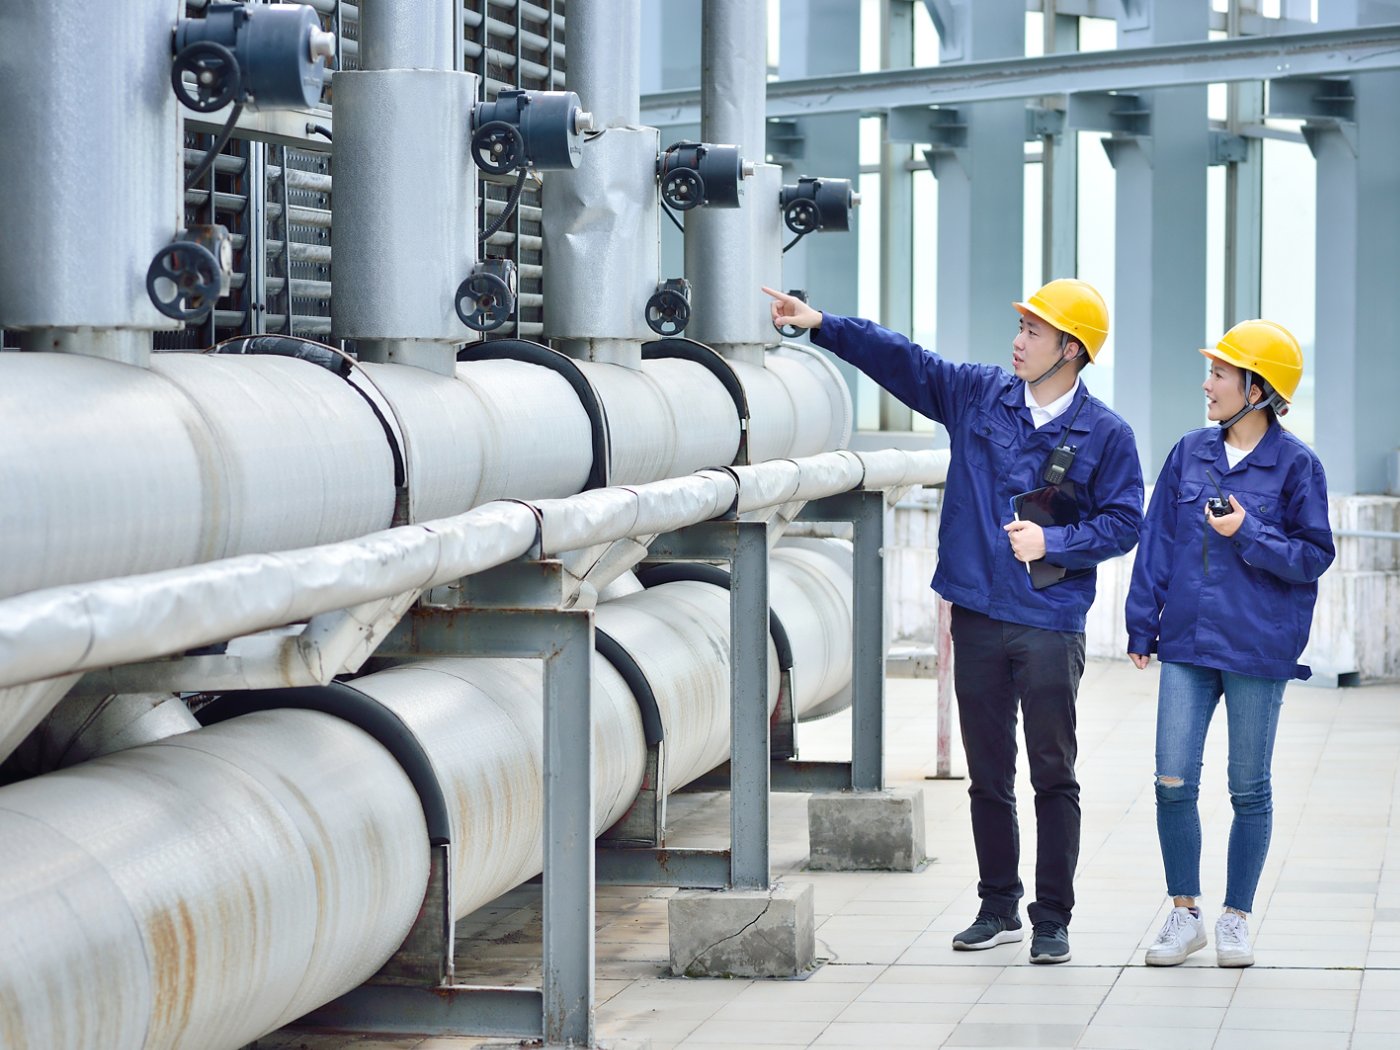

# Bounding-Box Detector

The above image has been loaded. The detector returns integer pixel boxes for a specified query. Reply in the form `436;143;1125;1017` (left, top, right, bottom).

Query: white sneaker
1145;906;1207;966
1215;911;1255;967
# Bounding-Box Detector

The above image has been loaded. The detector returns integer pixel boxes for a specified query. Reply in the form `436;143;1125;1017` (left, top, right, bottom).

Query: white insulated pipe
0;711;429;1049
4;692;199;780
564;0;641;129
0;0;181;343
686;0;785;354
359;0;456;71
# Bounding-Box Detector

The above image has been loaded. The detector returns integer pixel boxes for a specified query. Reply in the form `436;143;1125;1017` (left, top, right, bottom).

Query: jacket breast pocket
965;416;1016;474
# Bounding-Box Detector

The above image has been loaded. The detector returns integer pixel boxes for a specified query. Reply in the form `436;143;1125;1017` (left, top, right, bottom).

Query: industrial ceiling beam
639;24;1400;126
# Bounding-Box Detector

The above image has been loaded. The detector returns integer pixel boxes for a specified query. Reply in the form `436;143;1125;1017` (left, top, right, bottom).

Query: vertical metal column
1222;1;1262;326
1041;2;1079;283
879;0;916;431
1110;1;1211;474
926;0;1025;367
542;609;595;1046
728;520;772;889
849;489;886;791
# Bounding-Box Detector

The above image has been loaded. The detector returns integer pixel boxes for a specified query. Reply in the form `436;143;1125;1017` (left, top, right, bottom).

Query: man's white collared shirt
1025;377;1082;430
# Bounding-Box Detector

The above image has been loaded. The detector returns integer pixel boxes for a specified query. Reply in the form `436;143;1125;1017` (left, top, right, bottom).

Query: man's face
1012;311;1069;382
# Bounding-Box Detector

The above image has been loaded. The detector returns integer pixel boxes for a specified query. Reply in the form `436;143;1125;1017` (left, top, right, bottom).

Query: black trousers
951;603;1086;927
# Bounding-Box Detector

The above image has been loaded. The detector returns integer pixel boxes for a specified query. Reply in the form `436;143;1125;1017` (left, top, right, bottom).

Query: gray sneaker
1030;920;1071;963
1145;906;1207;966
1215;911;1255;967
952;911;1024;951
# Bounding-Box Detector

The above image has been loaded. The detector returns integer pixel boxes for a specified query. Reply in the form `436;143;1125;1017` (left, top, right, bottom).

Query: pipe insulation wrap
774;538;857;721
770;343;855;452
733;451;865;514
727;359;798;464
564;0;640;128
359;0;456;71
357;359;593;523
331;69;479;342
533;472;739;557
580;359;739;485
764;349;849;460
148;354;396;554
0;677;82;779
594;580;781;789
0;501;540;694
700;0;769;156
686;165;784;350
347;657;646;918
770;544;855;715
542;128;660;345
0;0;181;330
7;692;199;780
0;711;429;1049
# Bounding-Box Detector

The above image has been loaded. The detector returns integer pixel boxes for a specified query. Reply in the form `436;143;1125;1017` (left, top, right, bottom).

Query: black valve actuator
172;2;333;112
658;142;746;211
471;89;589;174
779;176;856;235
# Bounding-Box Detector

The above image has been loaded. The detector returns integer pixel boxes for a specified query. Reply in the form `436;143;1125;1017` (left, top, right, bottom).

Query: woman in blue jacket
1126;319;1334;968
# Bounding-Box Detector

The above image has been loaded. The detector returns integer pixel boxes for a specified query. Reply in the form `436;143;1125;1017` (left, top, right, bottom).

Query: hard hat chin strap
1029;332;1077;387
1219;369;1284;429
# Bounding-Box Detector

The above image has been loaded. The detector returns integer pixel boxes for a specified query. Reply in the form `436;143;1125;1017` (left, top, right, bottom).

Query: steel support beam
1289;72;1400;494
880;0;916;431
927;0;1025;367
1042;4;1080;283
641;519;772;889
1107;2;1211;476
320;563;596;1048
639;26;1400;125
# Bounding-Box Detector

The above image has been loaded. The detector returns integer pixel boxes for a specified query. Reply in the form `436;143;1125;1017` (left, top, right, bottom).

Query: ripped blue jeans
1154;660;1286;914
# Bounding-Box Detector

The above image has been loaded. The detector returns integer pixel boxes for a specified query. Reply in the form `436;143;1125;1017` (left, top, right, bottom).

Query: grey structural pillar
879;0;916;431
925;0;1026;366
1106;0;1211;475
777;0;862;395
1041;1;1079;285
1296;0;1400;495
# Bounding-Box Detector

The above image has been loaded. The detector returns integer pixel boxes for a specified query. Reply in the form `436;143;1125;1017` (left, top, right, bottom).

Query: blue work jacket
1125;423;1334;681
812;314;1144;634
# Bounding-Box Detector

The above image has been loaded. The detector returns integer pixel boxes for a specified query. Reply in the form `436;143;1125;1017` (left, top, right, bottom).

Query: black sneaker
951;911;1024;951
1029;920;1071;963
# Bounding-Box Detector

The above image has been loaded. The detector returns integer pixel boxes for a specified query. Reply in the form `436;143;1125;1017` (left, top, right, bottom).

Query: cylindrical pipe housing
359;0;456;71
564;0;641;128
0;0;182;332
331;69;479;344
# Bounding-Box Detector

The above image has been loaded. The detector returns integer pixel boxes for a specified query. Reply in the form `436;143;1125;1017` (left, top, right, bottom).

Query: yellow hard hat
1199;319;1303;403
1013;279;1109;360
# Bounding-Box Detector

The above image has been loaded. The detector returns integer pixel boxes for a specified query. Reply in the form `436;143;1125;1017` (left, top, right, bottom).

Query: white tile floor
259;659;1400;1049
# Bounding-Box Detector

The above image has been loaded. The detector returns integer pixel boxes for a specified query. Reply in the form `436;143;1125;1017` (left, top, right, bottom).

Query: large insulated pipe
0;711;429;1049
686;0;783;361
0;540;863;1049
332;0;476;374
543;0;658;365
3;692;199;782
0;0;183;364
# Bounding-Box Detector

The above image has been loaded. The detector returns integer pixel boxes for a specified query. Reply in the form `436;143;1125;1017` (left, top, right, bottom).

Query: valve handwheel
146;240;223;322
660;167;704;211
471;120;527;176
645;288;691;336
783;198;820;236
171;40;242;113
455;271;515;332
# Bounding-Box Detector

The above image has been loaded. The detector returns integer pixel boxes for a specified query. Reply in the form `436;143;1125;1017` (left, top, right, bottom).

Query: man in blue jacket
764;280;1144;963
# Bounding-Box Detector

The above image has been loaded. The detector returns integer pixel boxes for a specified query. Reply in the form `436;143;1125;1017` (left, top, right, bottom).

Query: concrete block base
807;788;926;871
668;882;815;977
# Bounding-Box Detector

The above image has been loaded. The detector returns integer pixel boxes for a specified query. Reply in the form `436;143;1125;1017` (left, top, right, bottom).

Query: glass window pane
911;167;938;433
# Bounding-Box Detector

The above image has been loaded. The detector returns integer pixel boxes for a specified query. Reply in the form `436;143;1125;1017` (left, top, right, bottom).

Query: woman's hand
761;286;822;331
1129;653;1151;670
1206;493;1246;538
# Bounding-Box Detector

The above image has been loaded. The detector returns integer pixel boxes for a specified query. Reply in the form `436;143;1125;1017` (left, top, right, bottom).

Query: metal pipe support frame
301;559;596;1047
594;517;772;892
